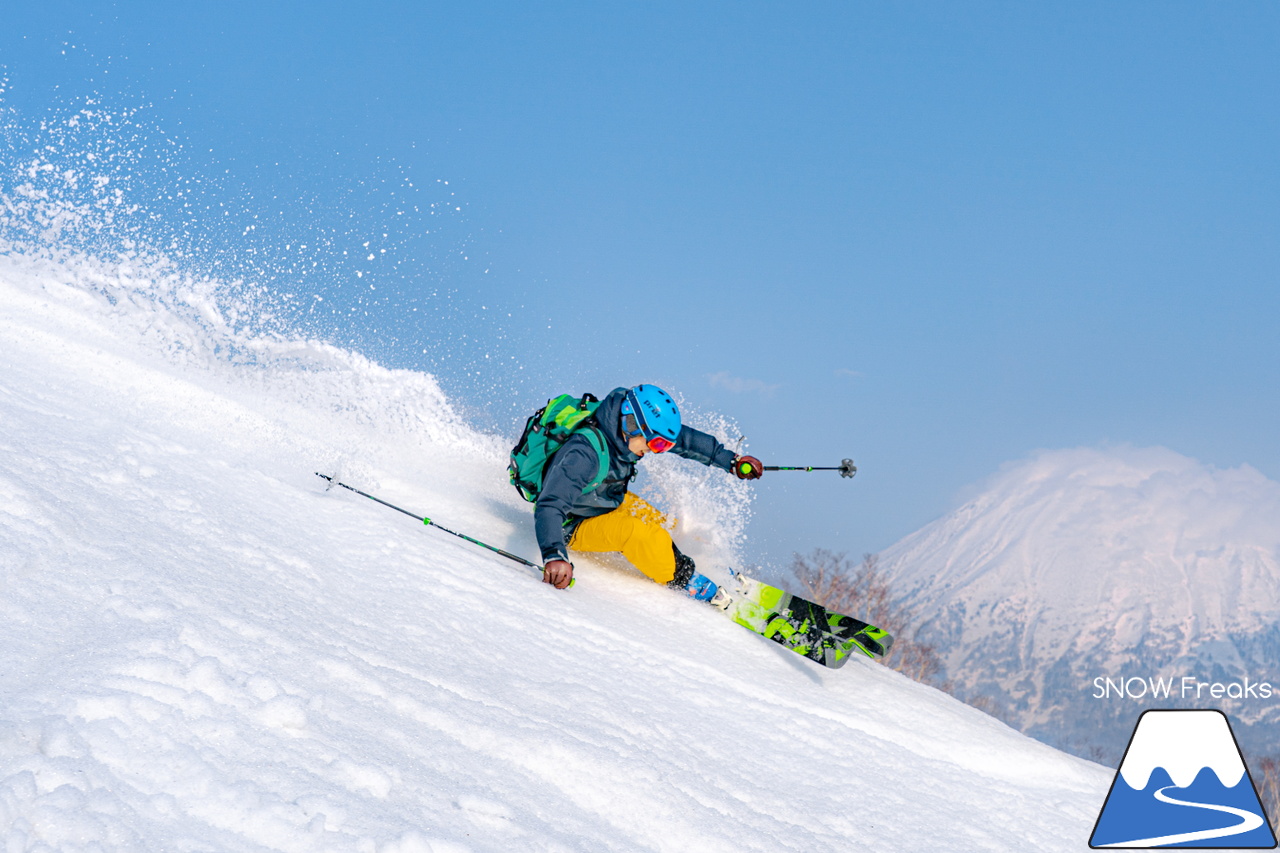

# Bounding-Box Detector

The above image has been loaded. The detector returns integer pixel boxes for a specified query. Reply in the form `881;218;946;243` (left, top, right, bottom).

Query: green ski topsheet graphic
1090;710;1277;849
711;569;893;668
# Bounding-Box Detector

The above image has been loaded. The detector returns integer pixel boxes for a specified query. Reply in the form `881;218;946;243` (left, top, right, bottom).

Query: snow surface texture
886;446;1280;762
0;244;1119;850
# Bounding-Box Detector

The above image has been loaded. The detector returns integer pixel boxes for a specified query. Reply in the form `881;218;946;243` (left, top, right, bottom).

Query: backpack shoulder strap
574;421;611;493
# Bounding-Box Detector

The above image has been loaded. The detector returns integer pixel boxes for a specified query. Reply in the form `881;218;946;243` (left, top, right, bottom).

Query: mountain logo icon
1090;709;1277;848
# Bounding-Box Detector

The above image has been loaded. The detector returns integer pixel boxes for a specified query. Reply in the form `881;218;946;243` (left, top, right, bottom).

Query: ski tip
855;632;893;659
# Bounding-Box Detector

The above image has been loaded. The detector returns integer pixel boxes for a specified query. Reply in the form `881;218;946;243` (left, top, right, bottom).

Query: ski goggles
621;402;676;453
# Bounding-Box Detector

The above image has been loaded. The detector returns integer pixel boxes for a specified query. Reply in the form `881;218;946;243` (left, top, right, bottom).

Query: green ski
709;569;893;669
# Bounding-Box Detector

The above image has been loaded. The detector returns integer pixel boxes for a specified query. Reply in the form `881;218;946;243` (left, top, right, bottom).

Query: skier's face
627;434;650;457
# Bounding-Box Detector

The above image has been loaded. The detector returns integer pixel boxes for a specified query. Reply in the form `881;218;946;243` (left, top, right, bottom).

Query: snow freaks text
1092;676;1275;701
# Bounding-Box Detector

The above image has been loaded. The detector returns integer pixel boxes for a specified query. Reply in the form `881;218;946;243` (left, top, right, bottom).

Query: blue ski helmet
621;384;681;452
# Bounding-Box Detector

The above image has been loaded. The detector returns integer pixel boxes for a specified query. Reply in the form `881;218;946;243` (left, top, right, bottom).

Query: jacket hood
596;387;638;462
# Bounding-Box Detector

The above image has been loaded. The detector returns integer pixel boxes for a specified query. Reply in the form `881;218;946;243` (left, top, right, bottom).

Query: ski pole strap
314;473;567;582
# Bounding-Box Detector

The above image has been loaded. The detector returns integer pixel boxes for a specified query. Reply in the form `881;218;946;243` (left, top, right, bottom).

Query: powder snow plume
0;78;753;561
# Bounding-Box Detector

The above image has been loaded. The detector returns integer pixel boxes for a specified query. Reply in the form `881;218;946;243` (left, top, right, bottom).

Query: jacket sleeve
670;425;737;472
534;435;601;563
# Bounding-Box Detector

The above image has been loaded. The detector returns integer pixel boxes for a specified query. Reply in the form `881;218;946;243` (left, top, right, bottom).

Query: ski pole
315;473;565;584
763;458;857;478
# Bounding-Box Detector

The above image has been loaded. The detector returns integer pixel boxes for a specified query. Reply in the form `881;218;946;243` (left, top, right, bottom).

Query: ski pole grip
539;564;576;588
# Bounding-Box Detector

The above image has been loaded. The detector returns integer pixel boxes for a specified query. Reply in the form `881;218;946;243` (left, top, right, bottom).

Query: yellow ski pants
568;493;677;584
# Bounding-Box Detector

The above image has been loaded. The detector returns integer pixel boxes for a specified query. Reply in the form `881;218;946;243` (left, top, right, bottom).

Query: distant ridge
883;447;1280;760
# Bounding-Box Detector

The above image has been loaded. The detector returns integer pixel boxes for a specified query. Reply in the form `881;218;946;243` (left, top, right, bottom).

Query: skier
531;384;763;597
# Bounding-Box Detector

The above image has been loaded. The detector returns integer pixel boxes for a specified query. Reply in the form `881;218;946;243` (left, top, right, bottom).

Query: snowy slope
0;246;1115;851
884;447;1280;761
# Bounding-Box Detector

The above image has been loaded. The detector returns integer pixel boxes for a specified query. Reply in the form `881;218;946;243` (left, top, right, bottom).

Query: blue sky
4;2;1278;566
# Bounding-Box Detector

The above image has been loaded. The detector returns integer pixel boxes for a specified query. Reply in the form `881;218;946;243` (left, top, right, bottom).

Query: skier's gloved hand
543;559;574;590
732;455;763;480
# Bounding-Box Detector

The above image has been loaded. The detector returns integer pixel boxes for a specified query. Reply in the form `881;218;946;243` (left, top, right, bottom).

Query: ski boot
683;572;721;601
668;546;724;604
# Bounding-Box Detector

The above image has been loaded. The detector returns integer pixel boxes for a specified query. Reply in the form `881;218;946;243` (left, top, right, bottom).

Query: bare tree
1258;755;1280;830
791;549;942;684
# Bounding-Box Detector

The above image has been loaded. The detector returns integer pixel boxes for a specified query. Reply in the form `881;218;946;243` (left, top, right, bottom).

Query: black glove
732;455;763;480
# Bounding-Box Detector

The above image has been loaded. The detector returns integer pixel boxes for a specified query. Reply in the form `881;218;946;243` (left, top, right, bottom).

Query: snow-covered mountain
0;236;1120;848
884;445;1280;762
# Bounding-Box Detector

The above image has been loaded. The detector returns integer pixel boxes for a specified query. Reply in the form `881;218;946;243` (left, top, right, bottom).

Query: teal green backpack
508;393;610;502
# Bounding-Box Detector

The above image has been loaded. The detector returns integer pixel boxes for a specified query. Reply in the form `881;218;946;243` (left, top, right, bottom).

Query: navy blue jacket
534;387;738;563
